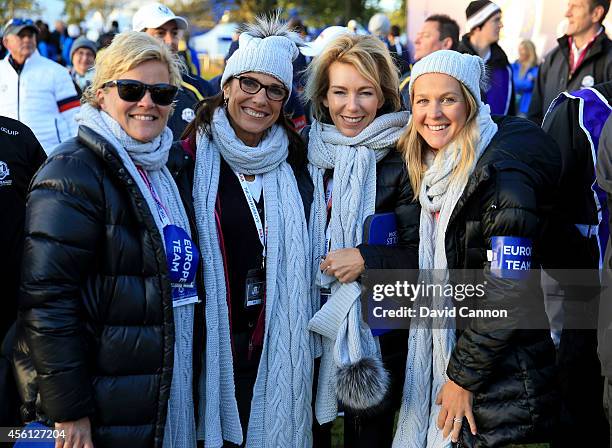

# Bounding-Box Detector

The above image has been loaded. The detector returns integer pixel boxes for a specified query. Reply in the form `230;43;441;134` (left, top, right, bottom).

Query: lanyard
137;167;171;227
568;32;598;76
235;172;267;259
324;176;333;256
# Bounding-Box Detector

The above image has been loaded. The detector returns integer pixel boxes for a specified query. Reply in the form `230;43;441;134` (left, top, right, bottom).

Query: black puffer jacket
13;126;204;448
357;148;420;269
444;116;561;447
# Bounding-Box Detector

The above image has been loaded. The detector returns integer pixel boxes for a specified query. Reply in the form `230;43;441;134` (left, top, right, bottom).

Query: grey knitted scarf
307;111;410;424
193;107;313;448
76;104;198;448
392;104;498;448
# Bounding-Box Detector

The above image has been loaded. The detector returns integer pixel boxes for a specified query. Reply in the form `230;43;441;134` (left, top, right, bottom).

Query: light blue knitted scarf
76;104;198;448
392;104;498;448
307;111;410;424
193;107;313;448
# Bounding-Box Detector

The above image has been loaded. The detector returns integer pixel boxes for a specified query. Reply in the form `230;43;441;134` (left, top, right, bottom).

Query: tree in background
62;0;394;37
0;0;40;23
64;0;117;25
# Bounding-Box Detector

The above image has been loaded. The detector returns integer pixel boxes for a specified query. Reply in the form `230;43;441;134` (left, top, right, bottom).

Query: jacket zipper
54;118;61;144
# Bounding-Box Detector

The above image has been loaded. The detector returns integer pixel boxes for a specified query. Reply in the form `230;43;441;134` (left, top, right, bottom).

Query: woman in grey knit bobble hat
178;13;314;448
301;33;416;447
392;49;560;447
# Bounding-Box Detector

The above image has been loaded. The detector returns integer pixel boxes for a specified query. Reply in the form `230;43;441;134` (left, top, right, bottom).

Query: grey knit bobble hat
70;36;98;61
221;15;301;99
408;50;487;105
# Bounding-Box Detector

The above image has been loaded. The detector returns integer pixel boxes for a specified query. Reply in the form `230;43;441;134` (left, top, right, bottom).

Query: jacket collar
459;34;509;67
558;26;610;61
77;125;125;173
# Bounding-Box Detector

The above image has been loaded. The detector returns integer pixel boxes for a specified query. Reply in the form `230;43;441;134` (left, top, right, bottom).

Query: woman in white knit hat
178;13;314;448
302;33;417;447
393;49;559;447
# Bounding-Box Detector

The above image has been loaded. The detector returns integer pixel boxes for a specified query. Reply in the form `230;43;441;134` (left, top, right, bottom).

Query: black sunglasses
234;75;288;102
102;79;178;106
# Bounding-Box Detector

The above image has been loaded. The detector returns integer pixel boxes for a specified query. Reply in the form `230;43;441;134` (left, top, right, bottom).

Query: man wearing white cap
132;3;213;139
457;0;515;116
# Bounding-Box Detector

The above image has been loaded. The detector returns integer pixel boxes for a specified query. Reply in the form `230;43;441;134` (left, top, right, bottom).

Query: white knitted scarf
192;108;313;448
76;104;198;448
307;111;410;424
392;104;498;448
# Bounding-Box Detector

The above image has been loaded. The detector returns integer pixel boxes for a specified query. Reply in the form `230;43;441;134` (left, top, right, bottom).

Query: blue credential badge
490;236;533;279
364;212;398;336
163;224;200;307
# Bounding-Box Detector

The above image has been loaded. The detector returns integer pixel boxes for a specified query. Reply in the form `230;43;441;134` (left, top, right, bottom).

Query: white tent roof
190;22;238;59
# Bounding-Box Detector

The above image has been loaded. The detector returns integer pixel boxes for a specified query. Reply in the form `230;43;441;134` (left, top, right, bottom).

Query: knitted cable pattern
392;104;498;448
193;107;313;448
307;111;410;424
76;104;198;448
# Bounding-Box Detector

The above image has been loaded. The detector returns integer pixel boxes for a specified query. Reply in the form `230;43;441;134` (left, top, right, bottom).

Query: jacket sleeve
514;67;538;94
55;69;80;139
507;65;517;116
527;58;549;124
24;123;47;173
597;115;612;196
446;163;542;393
19;152;103;422
357;163;420;269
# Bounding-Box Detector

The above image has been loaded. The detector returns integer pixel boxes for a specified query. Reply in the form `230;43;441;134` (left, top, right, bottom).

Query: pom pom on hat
221;13;301;99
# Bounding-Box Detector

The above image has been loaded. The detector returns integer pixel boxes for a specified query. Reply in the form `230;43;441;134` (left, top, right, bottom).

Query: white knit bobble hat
221;31;299;98
408;49;487;105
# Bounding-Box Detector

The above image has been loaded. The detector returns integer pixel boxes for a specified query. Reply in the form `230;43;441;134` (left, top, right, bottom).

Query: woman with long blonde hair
393;50;559;447
511;39;539;116
302;33;417;447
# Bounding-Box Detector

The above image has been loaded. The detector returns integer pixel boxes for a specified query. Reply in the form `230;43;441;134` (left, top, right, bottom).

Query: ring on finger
453;417;462;424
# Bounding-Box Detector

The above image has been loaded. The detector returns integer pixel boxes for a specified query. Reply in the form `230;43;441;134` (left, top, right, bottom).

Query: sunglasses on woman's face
102;79;178;106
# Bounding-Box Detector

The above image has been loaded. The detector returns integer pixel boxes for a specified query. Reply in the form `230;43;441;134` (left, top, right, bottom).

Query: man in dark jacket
0;116;46;426
542;80;612;447
457;0;515;115
132;2;214;139
528;0;612;124
596;112;612;445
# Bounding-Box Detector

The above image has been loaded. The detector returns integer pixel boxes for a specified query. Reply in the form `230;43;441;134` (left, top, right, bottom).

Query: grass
330;416;549;447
